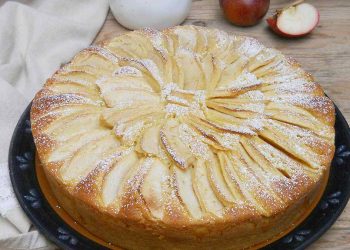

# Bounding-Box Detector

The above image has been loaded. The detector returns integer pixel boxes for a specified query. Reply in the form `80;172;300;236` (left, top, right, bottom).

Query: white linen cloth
0;0;109;248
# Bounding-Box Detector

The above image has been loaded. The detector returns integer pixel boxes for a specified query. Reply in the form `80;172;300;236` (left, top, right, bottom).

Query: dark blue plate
8;103;350;250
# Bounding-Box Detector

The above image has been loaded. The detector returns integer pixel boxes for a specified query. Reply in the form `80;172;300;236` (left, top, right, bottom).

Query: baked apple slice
60;135;120;184
186;117;240;150
114;113;164;146
141;158;169;219
172;166;203;219
47;81;101;101
217;152;245;203
205;152;236;206
192;159;224;217
102;150;139;206
138;124;162;155
97;76;154;92
160;120;196;169
101;105;161;128
101;89;160;108
204;108;257;135
44;112;103;141
48;129;111;163
174;48;205;90
54;70;97;88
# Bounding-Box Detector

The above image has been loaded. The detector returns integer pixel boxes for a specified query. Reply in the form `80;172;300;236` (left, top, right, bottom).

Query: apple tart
31;26;335;249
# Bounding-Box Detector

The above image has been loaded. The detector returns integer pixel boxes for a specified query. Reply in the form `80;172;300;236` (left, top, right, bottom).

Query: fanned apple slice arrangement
31;25;334;222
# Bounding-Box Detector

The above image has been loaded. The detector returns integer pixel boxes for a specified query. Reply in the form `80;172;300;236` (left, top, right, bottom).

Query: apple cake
31;25;335;249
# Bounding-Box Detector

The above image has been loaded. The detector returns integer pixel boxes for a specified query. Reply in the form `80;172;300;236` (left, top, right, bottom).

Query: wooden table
94;0;350;248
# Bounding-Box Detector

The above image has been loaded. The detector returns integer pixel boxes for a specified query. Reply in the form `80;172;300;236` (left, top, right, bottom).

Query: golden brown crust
31;25;335;249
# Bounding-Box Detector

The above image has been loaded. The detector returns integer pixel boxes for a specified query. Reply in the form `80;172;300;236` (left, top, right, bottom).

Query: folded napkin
0;0;109;248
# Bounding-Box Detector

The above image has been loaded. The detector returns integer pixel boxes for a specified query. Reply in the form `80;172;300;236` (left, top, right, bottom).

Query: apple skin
219;0;270;27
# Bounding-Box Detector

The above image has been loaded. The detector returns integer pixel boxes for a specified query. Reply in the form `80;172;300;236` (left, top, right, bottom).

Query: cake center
161;83;206;118
159;82;265;135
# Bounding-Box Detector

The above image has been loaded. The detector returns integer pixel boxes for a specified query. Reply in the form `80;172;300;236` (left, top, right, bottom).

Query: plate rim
272;104;350;250
8;103;108;250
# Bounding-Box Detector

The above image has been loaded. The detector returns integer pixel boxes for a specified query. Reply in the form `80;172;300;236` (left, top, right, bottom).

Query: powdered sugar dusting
268;94;333;116
238;37;264;58
114;66;142;76
215;30;229;49
159;130;186;168
239;90;264;101
178;124;210;160
165;103;189;117
143;28;168;59
218;70;261;90
33;93;98;112
94;147;134;174
138;59;164;86
33;26;334;222
86;45;119;64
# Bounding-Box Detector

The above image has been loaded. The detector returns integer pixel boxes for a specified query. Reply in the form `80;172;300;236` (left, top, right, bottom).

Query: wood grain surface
94;1;350;249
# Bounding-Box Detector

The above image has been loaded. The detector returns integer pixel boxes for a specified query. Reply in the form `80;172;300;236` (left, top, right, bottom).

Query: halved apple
267;1;320;38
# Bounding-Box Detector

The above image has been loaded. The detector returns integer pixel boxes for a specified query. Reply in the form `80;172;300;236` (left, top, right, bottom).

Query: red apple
267;1;320;38
219;0;270;27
